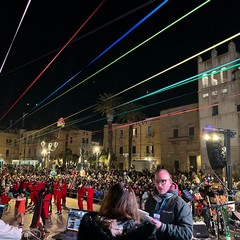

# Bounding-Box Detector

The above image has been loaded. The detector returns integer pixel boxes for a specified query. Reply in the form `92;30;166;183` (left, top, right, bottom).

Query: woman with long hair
78;182;155;240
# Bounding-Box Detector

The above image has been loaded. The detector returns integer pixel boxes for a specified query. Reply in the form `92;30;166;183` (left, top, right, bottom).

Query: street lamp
41;141;58;169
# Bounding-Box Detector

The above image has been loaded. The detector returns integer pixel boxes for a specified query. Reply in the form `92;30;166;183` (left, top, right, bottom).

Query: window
119;147;123;154
133;128;137;137
211;71;218;85
146;145;154;154
82;138;89;144
173;129;178;138
220;67;227;83
212;106;218;116
147;126;153;136
189;127;194;136
6;149;9;156
146;146;149;154
212;91;218;96
70;137;73;143
132;146;136;154
222;89;227;94
237;104;240;112
203;93;209;98
120;129;124;138
202;74;208;88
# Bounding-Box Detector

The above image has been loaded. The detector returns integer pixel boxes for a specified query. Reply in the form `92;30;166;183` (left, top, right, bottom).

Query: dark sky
0;0;240;132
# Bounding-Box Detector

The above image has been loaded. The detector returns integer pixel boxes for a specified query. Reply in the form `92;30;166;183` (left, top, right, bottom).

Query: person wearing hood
78;182;156;240
145;169;193;240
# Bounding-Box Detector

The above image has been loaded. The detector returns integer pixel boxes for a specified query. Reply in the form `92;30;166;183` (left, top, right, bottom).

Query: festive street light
41;140;58;169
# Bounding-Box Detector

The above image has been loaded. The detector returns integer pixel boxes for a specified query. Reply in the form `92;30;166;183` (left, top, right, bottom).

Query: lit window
202;74;208;88
222;89;227;94
211;71;218;85
220;67;227;83
133;128;137;136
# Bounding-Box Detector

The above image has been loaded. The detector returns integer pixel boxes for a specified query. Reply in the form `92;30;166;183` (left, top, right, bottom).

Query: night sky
0;0;239;133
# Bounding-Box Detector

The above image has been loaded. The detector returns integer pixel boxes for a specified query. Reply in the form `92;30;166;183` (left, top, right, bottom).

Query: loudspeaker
193;224;209;239
206;141;226;170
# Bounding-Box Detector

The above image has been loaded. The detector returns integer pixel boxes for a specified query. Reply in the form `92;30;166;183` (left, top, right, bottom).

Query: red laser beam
0;0;106;121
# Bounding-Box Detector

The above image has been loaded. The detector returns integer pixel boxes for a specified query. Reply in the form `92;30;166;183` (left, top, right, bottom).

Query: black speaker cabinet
193;224;209;239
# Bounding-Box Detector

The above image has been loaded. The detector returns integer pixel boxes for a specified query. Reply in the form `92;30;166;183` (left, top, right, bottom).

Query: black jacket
145;190;193;240
78;212;156;240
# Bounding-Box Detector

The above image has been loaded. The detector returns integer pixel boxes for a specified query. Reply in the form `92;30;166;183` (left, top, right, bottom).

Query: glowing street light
41;141;58;169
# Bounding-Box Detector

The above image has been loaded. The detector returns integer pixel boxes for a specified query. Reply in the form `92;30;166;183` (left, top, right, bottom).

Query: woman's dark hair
98;182;140;222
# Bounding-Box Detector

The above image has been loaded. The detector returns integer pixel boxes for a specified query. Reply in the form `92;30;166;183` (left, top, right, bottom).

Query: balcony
168;135;195;143
146;133;154;138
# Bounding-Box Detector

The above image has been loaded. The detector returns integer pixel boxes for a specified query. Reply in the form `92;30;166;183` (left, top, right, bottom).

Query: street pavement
1;197;100;239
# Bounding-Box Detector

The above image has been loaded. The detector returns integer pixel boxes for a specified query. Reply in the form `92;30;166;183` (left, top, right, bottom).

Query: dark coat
78;212;156;240
145;190;193;240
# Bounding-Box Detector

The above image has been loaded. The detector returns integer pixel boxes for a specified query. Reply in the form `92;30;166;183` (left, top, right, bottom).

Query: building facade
103;104;200;173
0;127;93;167
103;42;240;175
0;129;20;164
198;41;240;176
160;103;200;174
103;119;161;170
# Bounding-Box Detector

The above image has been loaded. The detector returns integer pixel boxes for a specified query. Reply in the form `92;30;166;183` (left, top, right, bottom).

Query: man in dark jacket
145;169;193;240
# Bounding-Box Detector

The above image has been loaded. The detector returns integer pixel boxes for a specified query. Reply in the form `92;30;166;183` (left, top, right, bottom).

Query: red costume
22;180;29;190
34;181;42;203
56;186;62;214
53;181;60;203
28;182;35;204
43;191;52;219
85;186;94;211
0;193;11;204
61;181;68;207
77;185;85;210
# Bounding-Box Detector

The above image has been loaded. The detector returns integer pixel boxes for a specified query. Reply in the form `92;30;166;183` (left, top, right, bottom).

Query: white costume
0;219;22;240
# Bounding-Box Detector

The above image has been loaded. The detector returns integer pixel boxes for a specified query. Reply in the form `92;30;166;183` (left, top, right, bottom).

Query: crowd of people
0;164;238;239
78;169;192;240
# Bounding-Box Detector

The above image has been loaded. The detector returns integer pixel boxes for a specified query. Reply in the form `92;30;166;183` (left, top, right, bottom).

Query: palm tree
58;148;72;166
117;103;145;169
94;93;121;167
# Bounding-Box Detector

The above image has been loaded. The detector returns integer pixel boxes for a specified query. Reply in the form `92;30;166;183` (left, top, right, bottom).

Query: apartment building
160;103;200;174
0;129;19;164
0;127;93;166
